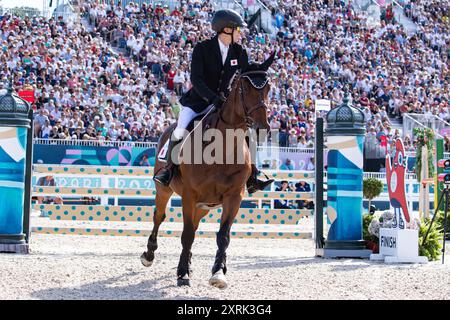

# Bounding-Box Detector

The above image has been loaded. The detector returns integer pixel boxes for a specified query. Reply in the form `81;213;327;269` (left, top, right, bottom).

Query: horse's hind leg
176;195;198;286
141;185;173;267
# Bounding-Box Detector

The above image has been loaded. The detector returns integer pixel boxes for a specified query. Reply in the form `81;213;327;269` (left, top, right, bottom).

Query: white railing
383;0;418;34
2;6;44;18
213;0;245;14
253;0;276;36
32;138;315;153
257;145;315;154
403;113;449;139
112;0;181;10
239;0;276;36
52;0;78;24
33;138;159;148
32;138;450;160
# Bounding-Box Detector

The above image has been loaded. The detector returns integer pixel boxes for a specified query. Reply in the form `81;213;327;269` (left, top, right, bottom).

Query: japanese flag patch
230;59;238;66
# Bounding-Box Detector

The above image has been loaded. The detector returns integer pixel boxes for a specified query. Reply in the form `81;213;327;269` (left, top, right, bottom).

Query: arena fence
33;139;450;159
31;164;314;239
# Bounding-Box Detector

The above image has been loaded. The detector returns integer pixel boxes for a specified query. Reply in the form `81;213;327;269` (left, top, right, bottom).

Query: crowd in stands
274;180;314;209
0;0;448;154
261;0;448;151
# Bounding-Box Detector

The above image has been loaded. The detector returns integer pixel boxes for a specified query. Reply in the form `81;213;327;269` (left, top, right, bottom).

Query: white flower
381;210;394;221
368;219;381;238
406;218;421;230
382;219;395;229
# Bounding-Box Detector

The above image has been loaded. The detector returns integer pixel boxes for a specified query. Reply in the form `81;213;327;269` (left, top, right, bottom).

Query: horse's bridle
219;71;269;129
240;71;270;127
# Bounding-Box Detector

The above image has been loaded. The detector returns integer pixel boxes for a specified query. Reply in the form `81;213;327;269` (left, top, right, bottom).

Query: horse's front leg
141;186;173;267
177;194;197;286
210;193;242;289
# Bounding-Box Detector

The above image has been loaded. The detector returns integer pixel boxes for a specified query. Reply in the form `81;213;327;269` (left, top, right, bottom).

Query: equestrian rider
153;9;274;194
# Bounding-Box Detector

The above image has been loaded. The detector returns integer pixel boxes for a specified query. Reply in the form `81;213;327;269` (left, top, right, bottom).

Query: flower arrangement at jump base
363;211;443;261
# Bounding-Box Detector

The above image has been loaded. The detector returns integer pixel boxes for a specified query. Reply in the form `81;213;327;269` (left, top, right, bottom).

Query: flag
18;90;35;103
380;135;387;147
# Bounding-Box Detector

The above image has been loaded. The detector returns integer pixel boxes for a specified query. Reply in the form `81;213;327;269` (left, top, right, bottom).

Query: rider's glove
212;94;226;108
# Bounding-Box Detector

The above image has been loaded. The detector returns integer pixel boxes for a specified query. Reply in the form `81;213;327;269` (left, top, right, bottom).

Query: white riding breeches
172;104;214;140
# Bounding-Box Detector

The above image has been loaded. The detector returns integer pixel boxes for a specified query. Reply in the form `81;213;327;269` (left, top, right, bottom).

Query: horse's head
232;52;275;131
238;70;271;131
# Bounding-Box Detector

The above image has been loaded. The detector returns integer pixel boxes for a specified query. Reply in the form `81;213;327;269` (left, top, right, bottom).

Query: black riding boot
246;164;274;194
153;137;182;186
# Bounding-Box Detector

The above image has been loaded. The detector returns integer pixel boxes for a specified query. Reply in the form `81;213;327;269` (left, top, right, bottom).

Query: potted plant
419;217;443;261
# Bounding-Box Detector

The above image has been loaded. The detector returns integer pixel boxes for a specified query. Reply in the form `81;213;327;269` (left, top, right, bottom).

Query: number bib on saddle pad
157;140;169;163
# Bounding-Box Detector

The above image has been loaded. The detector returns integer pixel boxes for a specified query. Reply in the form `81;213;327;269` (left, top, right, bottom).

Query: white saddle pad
157;139;169;163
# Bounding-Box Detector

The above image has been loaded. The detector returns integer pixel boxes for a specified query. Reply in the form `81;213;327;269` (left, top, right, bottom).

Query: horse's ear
259;50;276;71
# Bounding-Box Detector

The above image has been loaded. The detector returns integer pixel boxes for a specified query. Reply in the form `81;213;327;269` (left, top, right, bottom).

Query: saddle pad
157;139;169;163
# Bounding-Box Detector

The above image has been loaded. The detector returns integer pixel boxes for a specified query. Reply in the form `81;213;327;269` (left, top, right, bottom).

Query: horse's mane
227;71;240;92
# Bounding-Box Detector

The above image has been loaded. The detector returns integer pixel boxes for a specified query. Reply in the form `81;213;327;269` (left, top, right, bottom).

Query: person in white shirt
41;120;52;139
108;123;118;141
173;70;186;95
0;83;7;95
306;156;315;171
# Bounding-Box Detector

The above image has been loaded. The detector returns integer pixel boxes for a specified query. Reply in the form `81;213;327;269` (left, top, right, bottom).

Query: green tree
363;177;384;212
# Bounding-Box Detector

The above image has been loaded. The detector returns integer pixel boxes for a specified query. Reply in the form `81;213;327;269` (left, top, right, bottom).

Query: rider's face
222;27;242;44
233;28;242;43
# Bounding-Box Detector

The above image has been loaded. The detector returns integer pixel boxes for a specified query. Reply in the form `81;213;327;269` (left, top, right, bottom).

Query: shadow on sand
30;271;216;300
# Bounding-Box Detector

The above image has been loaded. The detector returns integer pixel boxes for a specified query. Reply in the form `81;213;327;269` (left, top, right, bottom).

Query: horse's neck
217;89;246;132
216;95;249;164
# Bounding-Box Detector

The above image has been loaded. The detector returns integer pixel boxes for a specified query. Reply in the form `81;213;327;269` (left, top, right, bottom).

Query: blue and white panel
326;135;364;241
0;127;27;235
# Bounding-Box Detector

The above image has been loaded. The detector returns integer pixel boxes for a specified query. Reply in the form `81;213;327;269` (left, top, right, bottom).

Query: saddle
157;107;220;163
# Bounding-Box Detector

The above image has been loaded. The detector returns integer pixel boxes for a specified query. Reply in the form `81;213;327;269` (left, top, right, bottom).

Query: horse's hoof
140;253;153;267
177;276;190;287
209;270;228;289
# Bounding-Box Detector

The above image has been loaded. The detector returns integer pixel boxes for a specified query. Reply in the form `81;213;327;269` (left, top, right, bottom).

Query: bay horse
141;64;273;289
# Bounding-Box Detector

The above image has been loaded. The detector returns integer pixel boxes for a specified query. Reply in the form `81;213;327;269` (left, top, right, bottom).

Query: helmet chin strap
221;28;235;45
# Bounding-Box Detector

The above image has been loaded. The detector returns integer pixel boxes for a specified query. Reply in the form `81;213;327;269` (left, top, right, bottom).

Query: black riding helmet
211;9;246;34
